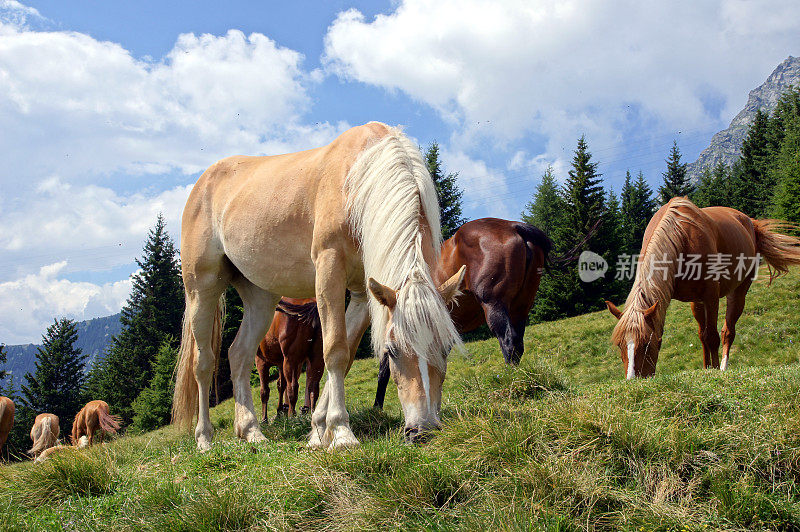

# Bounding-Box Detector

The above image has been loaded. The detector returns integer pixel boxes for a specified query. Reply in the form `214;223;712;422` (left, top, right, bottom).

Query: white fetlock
307;425;330;449
245;430;267;443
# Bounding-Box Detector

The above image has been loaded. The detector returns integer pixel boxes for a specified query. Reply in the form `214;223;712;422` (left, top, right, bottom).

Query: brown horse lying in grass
375;218;550;408
28;413;59;458
0;396;14;456
606;197;800;378
256;298;324;421
72;400;121;447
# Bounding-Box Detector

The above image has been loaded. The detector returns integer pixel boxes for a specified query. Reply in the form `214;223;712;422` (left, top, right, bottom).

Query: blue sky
0;0;798;343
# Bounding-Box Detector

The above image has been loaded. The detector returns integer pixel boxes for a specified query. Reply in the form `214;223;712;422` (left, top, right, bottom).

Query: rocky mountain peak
687;55;800;181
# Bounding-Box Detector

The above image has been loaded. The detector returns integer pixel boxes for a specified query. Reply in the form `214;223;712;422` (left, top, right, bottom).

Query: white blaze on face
626;339;636;380
417;355;431;412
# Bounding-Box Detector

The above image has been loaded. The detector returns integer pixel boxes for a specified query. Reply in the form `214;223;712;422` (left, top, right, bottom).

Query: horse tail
28;415;58;455
97;410;121;435
752;219;800;281
514;223;553;271
276;299;320;329
172;293;225;429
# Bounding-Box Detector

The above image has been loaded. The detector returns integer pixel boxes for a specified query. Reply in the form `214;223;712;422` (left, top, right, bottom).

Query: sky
0;0;798;344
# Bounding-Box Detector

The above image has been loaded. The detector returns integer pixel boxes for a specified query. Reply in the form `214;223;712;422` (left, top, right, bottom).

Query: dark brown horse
606;197;800;378
375;218;552;408
256;298;325;421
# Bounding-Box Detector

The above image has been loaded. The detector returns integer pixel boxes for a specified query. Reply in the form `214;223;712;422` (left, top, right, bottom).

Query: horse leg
305;337;325;413
255;352;270;423
721;280;751;371
374;354;391;409
308;249;357;450
483;302;520;365
276;366;287;415
701;296;721;369
228;278;276;443
690;302;710;368
283;357;300;417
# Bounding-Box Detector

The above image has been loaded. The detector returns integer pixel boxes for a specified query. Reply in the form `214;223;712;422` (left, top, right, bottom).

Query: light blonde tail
752;219;800;281
171;294;226;429
29;416;58;456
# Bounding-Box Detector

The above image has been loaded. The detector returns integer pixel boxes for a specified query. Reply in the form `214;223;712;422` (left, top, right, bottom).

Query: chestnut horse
72;400;121;447
256;298;325;421
0;396;13;456
173;122;464;450
28;413;59;458
375;218;551;408
606;197;800;378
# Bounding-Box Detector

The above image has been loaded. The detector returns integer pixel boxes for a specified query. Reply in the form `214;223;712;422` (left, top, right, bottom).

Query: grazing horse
172;122;465;450
72;400;121;447
606;197;800;378
256;298;325;420
28;413;59;458
0;396;13;456
375;218;551;408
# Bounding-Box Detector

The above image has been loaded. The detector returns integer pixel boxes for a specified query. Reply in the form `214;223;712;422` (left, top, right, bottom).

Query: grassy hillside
2;268;799;530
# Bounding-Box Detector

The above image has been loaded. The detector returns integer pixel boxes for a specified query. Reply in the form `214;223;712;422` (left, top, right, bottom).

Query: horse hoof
197;438;212;452
245;430;267;444
326;426;360;450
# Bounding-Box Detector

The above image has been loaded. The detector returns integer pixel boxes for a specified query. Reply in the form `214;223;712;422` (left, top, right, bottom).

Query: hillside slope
2;268;799;530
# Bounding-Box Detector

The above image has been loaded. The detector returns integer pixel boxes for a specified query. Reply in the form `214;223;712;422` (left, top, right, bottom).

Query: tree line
1;87;797;450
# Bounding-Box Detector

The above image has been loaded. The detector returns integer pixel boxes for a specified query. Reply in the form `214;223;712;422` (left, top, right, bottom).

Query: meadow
2;267;799;531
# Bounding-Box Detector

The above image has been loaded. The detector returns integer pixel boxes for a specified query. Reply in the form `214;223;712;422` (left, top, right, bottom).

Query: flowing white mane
344;124;461;371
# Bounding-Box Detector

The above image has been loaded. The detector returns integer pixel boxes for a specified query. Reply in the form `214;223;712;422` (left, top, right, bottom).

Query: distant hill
1;313;121;390
687;55;800;182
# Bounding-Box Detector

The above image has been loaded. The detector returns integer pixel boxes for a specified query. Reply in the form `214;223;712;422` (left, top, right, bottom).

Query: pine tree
531;137;611;322
86;214;184;424
20;318;87;435
735;109;775;217
0;344;7;382
658;141;694;204
425;142;466;239
773;116;800;224
521;166;562;235
130;339;178;433
620;171;657;255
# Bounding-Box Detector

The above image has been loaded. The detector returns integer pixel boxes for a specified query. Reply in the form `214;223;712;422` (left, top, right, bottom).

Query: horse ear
605;300;622;320
368;278;397;309
643;301;658;321
438;265;466;303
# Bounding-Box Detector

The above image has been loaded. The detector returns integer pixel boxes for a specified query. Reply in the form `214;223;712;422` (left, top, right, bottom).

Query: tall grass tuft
5;448;116;507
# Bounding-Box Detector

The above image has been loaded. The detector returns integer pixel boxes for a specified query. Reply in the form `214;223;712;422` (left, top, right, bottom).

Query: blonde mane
344;124;461;371
612;197;701;345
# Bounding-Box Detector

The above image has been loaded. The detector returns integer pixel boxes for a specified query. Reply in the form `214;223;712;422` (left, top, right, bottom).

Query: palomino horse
256;298;325;420
28;413;59;458
173;122;465;450
606;197;800;378
375;217;551;408
0;396;13;456
72;400;121;447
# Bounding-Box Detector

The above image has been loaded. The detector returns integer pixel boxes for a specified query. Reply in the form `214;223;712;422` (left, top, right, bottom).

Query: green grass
2;267;800;530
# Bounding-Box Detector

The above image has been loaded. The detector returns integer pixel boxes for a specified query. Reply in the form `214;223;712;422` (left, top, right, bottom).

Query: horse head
368;265;465;443
606;300;662;379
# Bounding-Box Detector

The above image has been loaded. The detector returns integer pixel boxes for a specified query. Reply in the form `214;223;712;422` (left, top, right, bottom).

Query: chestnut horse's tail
172;294;226;429
752;219;800;281
97;409;121;435
514;223;553;270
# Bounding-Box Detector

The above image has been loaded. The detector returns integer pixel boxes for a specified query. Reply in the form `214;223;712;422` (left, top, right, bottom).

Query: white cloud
0;0;42;27
0;261;131;344
441;148;512;219
0;22;344;196
325;0;800;157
